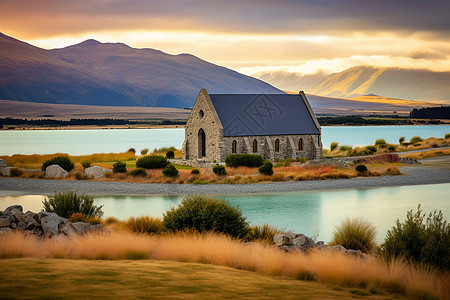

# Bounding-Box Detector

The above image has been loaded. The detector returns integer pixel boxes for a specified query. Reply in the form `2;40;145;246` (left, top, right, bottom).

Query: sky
1;0;450;75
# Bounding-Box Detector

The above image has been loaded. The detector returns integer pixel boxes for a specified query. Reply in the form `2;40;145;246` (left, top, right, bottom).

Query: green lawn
0;258;406;299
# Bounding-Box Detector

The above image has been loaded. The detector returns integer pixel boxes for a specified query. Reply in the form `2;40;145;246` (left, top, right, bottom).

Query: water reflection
1;183;448;243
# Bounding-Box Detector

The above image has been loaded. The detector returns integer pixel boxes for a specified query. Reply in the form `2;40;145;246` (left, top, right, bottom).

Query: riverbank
1;160;449;197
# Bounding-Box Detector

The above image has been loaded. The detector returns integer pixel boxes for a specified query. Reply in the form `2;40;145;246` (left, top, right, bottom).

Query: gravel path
0;164;449;197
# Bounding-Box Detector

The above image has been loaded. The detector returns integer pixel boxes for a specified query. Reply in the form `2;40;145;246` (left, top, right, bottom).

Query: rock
85;166;113;179
0;228;12;234
292;234;316;251
72;222;91;235
399;157;421;165
45;165;69;178
60;221;78;236
279;244;299;253
0;167;10;176
0;159;6;169
17;221;27;230
329;245;347;253
0;216;11;227
39;211;62;237
315;241;324;246
273;233;293;246
4;205;23;214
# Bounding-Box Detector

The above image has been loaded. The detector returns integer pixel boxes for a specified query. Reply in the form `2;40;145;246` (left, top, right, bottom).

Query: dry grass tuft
0;231;448;299
385;166;402;175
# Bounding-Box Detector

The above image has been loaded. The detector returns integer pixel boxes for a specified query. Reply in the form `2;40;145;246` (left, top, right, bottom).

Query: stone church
182;89;322;163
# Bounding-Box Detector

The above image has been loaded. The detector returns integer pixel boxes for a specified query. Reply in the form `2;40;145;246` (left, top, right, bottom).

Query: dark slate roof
209;93;320;137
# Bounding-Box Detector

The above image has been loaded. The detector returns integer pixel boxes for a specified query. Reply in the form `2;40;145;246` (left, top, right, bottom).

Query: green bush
113;161;127;173
127;216;164;234
365;145;377;154
330;217;377;253
81;160;91;169
136;155;168;169
399;137;405;144
375;139;387;147
225;154;264;168
355;164;368;173
445;133;450;139
127;148;136;153
162;164;178;177
162;195;249;238
128;168;147;177
410;136;423;144
330;142;339;151
339;145;353;152
274;158;294;167
258;162;273;175
140;148;149;155
387;144;397;152
165;150;175;159
153;146;176;153
42;191;103;218
9;167;24;177
41;155;74;172
212;165;226;175
191;169;200;175
380;205;450;270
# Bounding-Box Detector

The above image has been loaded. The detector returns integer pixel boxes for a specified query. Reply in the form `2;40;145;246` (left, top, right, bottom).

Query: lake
1;183;448;243
0;125;449;155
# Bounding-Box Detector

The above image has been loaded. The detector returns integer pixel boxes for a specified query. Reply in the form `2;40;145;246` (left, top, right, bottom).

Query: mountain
0;33;282;108
253;66;450;104
251;70;325;92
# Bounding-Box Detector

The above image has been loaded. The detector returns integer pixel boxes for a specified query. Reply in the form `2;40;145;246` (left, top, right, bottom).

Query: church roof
208;93;320;137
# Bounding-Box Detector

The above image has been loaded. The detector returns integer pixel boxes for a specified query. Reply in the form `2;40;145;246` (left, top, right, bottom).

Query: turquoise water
0;125;449;155
1;183;448;243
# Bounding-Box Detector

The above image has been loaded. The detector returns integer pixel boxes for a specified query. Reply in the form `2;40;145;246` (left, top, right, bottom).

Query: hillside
253;67;450;104
0;33;282;108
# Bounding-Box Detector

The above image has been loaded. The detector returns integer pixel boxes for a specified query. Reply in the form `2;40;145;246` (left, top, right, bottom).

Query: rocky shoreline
0;163;449;197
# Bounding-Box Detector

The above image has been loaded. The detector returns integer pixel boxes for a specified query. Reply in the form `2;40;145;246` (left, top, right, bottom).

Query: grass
0;258;404;300
0;231;448;300
330;218;377;253
401;148;450;160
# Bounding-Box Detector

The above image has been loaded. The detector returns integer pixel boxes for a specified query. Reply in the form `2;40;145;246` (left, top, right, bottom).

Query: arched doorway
198;129;206;158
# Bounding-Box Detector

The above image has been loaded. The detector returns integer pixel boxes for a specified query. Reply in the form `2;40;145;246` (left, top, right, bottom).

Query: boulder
85;166;112;179
292;234;316;251
4;205;23;214
60;220;78;236
39;211;63;237
0;228;12;234
71;222;91;235
329;245;347;253
273;233;293;246
0;159;6;169
0;167;10;176
45;165;69;178
0;216;11;228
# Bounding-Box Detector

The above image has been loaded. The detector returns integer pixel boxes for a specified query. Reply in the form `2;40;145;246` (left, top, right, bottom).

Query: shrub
162;195;249;238
74;172;85;180
127;148;136;153
9;167;24;177
410;136;423;144
41;155;74;172
274;158;294;167
387;145;397;152
246;223;284;244
375;139;387;147
374;153;400;163
191;169;200;175
140;148;149;155
339;145;353;152
136;155;168;169
330;141;339;151
81;160;91;169
68;212;85;223
399;136;405;144
162;164;178;177
113;161;127;173
380;205;450;270
355;164;368;173
330;217;377;253
445;133;450;139
127;216;164;234
258;162;273;176
212;165;226;175
225;154;264;168
365;145;377;154
42;191;103;218
386;166;401;175
165;150;175;159
128;168;147;177
153;146;176;153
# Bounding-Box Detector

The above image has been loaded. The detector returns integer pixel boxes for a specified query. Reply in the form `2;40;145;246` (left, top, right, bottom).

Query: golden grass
401;148;450;160
0;259;403;300
0;231;448;300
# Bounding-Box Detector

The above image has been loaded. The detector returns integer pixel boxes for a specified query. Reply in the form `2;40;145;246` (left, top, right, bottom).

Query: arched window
198;128;206;158
252;139;258;153
298;138;303;151
199;110;204;118
274;138;280;152
232;140;237;153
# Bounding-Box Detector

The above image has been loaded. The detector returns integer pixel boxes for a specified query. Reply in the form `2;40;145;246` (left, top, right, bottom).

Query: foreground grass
0;258;403;300
1;231;448;300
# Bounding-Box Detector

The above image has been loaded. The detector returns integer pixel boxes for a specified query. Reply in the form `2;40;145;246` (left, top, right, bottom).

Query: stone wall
183;89;224;162
223;134;322;161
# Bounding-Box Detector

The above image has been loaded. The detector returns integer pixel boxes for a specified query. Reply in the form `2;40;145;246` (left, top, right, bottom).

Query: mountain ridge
0;33;282;108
